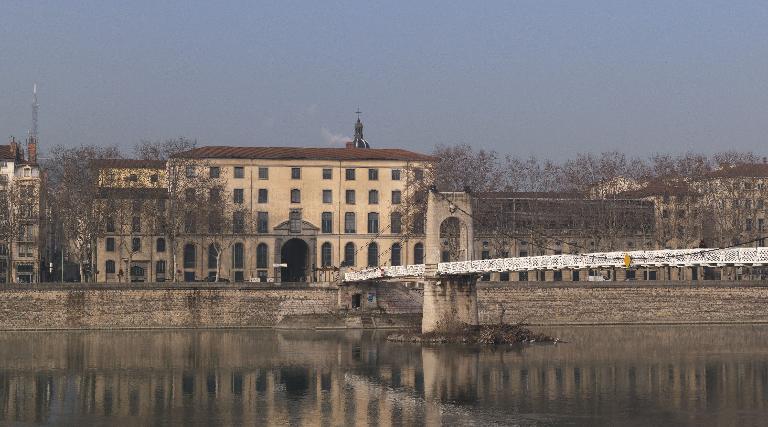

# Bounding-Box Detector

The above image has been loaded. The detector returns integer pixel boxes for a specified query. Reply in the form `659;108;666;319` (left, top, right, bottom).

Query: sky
2;1;768;159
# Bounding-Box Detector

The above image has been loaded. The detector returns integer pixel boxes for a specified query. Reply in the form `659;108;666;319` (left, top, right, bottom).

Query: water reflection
0;326;766;425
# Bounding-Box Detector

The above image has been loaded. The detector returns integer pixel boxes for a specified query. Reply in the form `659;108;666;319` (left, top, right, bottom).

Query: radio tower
30;83;39;140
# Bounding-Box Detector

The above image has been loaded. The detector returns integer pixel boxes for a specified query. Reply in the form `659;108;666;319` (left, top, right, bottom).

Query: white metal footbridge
343;247;768;282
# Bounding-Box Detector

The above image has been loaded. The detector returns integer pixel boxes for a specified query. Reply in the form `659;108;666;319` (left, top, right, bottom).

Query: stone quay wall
0;283;338;330
1;281;767;330
477;281;768;325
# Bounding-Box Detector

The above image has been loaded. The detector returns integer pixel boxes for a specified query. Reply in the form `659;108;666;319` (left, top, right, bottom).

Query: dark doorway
281;238;309;282
351;293;362;309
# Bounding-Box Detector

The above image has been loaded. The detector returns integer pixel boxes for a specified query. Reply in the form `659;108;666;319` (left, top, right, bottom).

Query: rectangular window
291;167;301;179
257;212;269;233
368;168;378;180
346;190;356;204
132;216;141;233
258;189;268;203
234;167;245;178
322;168;332;179
289;210;302;233
156;261;166;274
185;165;196;178
106;238;115;252
367;212;379;234
209;167;220;178
321;212;333;233
345;169;355;181
368;190;379;204
344;212;356;234
233;189;244;204
414;168;424;181
106;217;115;233
392;190;402;204
290;189;301;203
233;211;245;233
322;189;332;204
132;238;141;252
391;169;401;180
391;212;402;234
258;167;268;179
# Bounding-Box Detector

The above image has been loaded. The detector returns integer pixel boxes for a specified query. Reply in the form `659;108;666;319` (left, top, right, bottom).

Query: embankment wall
0;284;337;330
0;281;766;330
477;281;768;325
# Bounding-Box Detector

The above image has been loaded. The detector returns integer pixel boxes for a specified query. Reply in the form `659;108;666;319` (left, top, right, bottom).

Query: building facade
95;120;434;283
0;137;45;283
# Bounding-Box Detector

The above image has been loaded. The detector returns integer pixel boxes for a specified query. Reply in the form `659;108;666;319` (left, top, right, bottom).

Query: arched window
367;243;379;267
208;244;218;269
156;238;166;252
321;242;333;267
391;243;401;266
232;242;244;269
414;243;424;264
256;243;268;269
344;242;355;266
105;260;116;274
183;244;196;269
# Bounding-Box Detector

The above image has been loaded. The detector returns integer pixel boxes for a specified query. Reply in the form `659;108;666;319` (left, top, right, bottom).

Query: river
0;325;766;426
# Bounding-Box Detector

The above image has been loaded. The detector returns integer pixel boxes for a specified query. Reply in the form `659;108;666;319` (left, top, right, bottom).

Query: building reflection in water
0;325;766;425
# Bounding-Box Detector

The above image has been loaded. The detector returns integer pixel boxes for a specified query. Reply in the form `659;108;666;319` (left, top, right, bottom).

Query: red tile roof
706;163;768;178
618;179;694;198
172;146;436;161
0;146;14;160
92;159;167;169
474;191;585;199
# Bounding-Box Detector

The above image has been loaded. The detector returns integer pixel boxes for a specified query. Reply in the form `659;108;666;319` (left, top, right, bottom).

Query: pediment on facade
273;220;320;232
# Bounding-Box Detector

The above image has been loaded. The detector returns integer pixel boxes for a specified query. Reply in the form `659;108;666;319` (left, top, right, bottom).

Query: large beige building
95;119;434;283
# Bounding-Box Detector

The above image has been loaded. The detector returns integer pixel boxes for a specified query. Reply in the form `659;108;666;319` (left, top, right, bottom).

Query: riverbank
0;281;767;330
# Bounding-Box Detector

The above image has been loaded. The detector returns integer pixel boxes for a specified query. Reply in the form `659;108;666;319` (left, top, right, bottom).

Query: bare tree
44;145;122;282
134;137;197;161
432;144;506;192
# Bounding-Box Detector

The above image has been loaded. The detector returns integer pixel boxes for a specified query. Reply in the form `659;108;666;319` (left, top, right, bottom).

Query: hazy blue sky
2;1;768;158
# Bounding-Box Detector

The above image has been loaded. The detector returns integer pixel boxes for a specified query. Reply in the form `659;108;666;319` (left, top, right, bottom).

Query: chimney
27;137;37;163
345;140;354;149
9;137;17;159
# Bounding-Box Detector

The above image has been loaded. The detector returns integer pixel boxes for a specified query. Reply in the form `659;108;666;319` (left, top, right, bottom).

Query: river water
0;325;766;426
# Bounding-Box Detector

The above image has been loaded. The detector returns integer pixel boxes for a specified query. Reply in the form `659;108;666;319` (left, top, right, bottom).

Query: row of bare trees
433;144;762;193
42;138;230;281
435;144;768;253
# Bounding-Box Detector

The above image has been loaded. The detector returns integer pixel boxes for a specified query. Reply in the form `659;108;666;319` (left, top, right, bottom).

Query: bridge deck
343;248;768;282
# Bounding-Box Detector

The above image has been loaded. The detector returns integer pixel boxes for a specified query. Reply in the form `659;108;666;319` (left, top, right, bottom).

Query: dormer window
23;167;31;177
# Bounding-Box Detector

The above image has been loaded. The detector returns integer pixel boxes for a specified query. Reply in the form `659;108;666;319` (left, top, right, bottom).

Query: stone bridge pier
421;272;479;333
421;190;480;333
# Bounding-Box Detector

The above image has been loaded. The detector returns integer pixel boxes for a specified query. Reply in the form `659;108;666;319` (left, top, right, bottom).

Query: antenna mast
30;83;39;140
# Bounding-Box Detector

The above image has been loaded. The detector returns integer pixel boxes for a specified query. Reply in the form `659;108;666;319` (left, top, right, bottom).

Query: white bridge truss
343;247;768;282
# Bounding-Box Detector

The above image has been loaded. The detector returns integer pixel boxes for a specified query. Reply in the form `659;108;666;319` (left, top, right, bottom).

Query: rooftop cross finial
352;108;369;149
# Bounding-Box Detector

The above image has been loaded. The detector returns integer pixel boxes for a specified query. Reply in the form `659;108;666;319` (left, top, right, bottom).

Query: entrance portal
281;238;309;282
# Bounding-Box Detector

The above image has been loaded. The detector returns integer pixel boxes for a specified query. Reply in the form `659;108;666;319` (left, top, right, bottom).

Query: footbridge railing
343;247;768;282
